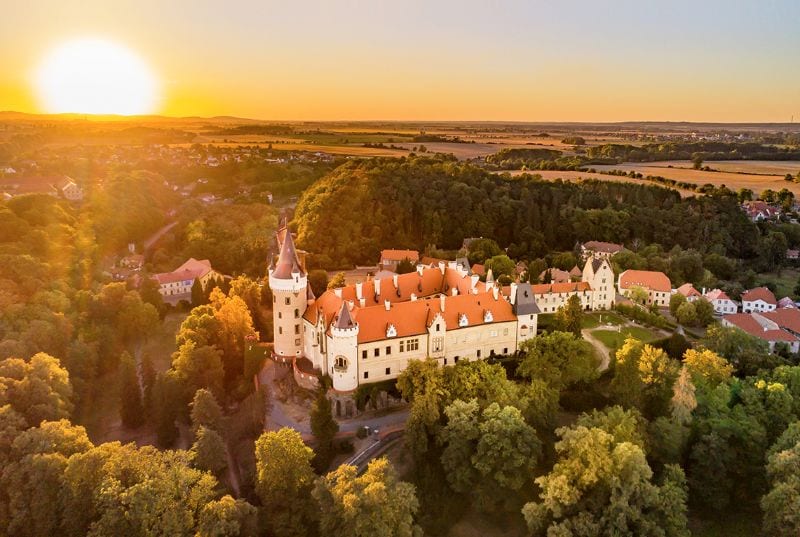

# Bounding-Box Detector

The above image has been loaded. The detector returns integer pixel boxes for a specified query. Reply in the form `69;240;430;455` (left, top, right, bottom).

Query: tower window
364;371;369;379
278;327;282;335
334;355;348;370
385;367;391;375
362;350;367;359
285;297;290;305
386;346;391;355
294;308;299;318
294;324;300;334
278;312;282;319
374;348;380;357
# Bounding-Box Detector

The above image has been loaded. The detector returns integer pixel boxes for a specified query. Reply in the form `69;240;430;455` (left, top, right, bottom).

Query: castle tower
268;227;307;360
328;302;359;392
511;282;539;344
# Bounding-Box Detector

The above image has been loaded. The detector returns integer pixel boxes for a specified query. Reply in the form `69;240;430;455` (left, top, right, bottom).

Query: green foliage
313;458;421;537
552;295;584;337
675;301;697;326
467;238;502;265
191;388;225;434
307;269;329;297
517;331;598;390
669;293;686;316
0;353;73;428
483;254;515;279
118;352;145;429
523;423;689;536
310;391;339;473
611;338;679;418
254;428;318;537
197;495;258;537
396;257;416;274
327;272;346;290
192;426;228;476
701;324;774;377
762;440;800;537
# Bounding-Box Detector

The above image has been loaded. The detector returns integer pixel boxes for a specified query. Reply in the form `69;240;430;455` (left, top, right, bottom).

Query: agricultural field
592;161;800;196
497;169;698;196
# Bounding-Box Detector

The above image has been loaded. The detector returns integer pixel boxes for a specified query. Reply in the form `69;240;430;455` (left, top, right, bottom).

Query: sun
34;38;159;115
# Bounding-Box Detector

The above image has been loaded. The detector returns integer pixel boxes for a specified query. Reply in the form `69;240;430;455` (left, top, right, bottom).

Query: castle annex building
269;228;614;398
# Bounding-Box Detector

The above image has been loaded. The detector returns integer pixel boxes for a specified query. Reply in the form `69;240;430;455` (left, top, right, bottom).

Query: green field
756;268;799;300
581;312;626;329
591;326;659;350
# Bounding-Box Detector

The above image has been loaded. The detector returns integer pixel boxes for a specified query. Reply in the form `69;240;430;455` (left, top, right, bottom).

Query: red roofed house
676;283;702;302
153;258;220;304
778;297;798;309
741;287;777;313
581;241;625;260
617;270;672;307
722;312;800;353
539;268;571;284
380;249;419;272
705;288;737;315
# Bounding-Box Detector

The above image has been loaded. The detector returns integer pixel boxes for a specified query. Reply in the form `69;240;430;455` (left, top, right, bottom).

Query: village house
57;177;83;201
741;287;777;313
617;270;671;307
538;268;571;284
705;288;737;315
153;258;221;304
379;249;419;272
722;309;800;353
580;240;625;260
676;283;702;302
742;200;780;222
778;297;798;309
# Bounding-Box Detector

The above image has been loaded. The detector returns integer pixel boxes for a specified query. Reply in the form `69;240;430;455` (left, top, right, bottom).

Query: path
143;221;177;252
582;328;611;371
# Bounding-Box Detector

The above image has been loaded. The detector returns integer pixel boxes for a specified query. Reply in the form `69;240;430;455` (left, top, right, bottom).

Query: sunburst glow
35;38;158;115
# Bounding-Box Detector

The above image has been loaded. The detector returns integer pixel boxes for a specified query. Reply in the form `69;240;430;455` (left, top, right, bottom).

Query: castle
269;228;614;415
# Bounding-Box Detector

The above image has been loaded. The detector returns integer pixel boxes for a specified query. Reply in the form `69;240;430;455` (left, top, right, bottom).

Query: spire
272;227;305;280
334;302;356;329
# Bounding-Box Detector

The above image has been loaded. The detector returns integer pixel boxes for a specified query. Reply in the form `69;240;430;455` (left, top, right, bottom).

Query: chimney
452;288;458;296
384;300;391;311
375;278;381;296
356;281;363;300
348;300;355;310
416;264;424;276
492;287;499;300
334;288;342;298
702;287;707;295
438;261;446;274
411;293;417;302
510;283;518;305
359;298;366;308
440;294;446;311
471;274;479;291
393;273;398;289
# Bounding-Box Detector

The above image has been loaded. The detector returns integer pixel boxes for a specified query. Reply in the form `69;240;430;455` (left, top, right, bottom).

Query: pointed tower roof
272;228;305;279
334;302;356;329
306;285;316;301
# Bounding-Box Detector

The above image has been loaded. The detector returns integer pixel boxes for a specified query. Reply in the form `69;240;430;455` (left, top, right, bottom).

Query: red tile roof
705;288;732;302
582;241;624;254
619;270;671;293
723;313;798;342
154;258;213;285
761;308;800;334
677;283;702;298
380;249;419;262
741;287;777;305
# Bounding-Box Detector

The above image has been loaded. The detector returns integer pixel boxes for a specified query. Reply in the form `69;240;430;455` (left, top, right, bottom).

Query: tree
611;338;678;418
307;269;329;298
313;458;421;537
439;400;541;510
254;428;318;537
198;495;258;537
675;301;697;326
0;353;73;428
522;425;689;536
692;155;704;169
119;351;145;428
694;298;715;326
396;257;416;274
627;285;649;305
682;348;733;388
574;405;647;447
483;254;515;279
671;366;697;424
171;341;225;402
467;238;502;265
517;331;598;390
192;278;206;307
153;372;181;447
669;293;686;317
327;272;346;290
210;289;258;387
191;388;224;434
701;324;773;377
310;391;339;472
192;426;228;476
762;440;800;537
552;294;583;337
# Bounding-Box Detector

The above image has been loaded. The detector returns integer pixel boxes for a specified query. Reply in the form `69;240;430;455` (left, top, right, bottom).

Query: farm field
655;160;800;176
592;162;800;196
496;169;697;196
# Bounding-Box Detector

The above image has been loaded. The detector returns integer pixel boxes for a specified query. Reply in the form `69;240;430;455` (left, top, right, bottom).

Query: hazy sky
1;0;798;121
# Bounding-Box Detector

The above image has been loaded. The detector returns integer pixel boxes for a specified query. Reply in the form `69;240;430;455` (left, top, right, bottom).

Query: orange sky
1;0;798;122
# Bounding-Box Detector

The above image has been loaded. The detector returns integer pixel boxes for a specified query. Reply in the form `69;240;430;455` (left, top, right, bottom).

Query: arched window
334;355;348;371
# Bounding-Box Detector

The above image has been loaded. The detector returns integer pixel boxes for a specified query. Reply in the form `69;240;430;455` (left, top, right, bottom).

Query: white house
704;288;737;315
741;287;777;313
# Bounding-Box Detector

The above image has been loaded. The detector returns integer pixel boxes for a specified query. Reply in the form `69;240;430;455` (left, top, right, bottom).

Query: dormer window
458;313;468;327
484;310;493;323
386;324;397;338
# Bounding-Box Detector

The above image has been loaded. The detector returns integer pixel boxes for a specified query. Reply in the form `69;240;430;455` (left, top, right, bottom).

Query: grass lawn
756;268;799;300
581;312;626;329
591;326;659;350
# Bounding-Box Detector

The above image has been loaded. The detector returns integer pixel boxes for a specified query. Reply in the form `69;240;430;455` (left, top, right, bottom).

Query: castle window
477;350;481;358
454;356;460;363
399;340;404;352
273;295;276;304
374;348;380;357
385;367;391;375
503;347;508;354
406;338;419;351
278;327;282;335
364;371;369;379
362;350;367;359
334;355;348;371
436;323;440;331
294;324;300;334
285;297;290;305
432;337;443;353
386;346;391;355
294;308;299;318
278;312;282;319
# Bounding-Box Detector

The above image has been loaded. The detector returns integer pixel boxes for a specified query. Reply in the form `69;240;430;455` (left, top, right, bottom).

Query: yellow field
495;170;697;196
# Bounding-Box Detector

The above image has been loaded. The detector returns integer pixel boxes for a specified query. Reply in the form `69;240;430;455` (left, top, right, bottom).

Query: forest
294;155;763;269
